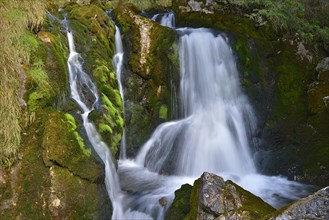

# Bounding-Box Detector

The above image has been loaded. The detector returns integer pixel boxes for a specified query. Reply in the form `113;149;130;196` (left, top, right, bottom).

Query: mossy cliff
112;3;180;157
172;0;329;186
65;3;124;157
1;1;123;218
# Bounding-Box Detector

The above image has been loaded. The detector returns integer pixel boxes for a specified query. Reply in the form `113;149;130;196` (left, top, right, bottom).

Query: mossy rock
112;3;180;156
166;173;275;220
63;3;124;157
42;111;103;182
48;165;100;219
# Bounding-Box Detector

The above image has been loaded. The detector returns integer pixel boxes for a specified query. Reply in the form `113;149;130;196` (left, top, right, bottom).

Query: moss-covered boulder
42;111;103;182
113;3;180;156
166;172;275;220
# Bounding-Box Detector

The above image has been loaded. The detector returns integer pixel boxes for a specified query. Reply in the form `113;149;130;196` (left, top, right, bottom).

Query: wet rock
159;197;167;207
269;186;329;220
166;172;275;220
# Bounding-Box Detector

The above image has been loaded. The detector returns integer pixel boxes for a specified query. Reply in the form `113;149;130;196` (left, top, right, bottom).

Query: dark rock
269;186;329;220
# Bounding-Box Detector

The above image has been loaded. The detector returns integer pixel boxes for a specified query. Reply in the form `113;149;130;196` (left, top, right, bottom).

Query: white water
136;28;257;178
151;11;175;28
113;25;127;159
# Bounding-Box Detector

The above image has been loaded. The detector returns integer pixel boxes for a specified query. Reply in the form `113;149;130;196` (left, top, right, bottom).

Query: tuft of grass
0;0;45;167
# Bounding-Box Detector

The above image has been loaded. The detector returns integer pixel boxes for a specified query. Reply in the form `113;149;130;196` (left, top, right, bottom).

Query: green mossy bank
1;1;123;218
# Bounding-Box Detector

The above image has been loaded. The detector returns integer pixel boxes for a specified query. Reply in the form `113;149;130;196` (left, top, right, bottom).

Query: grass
0;0;45;167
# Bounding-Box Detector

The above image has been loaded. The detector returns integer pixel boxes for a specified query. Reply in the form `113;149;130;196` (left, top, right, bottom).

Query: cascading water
66;28;153;219
151;11;175;28
137;28;257;177
66;29;124;218
66;10;310;219
112;25;127;159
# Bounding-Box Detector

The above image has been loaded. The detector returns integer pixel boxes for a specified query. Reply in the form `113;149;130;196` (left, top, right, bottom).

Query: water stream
112;25;127;160
151;11;175;28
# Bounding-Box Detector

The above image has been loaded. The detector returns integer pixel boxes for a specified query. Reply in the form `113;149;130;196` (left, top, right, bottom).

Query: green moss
159;104;168;120
43;111;101;181
165;184;193;220
62;3;124;157
229;181;275;218
51;165;99;219
184;178;201;220
113;3;179;155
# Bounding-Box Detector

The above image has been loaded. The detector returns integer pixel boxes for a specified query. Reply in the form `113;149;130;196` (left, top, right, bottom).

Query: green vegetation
43;111;101;181
250;0;329;44
0;0;46;167
106;0;172;10
65;3;124;156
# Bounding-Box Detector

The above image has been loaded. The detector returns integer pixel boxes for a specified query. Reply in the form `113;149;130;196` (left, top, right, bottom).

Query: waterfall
66;29;153;219
119;27;310;218
65;11;310;219
137;28;256;177
151;11;175;28
66;30;124;218
112;25;127;159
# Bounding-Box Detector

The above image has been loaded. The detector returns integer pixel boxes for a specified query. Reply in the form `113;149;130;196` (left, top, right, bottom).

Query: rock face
269;186;329;220
113;4;180;157
166;172;275;220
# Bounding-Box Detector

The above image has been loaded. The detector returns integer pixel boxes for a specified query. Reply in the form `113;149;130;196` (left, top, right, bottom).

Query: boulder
269;186;329;220
166;172;275;220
